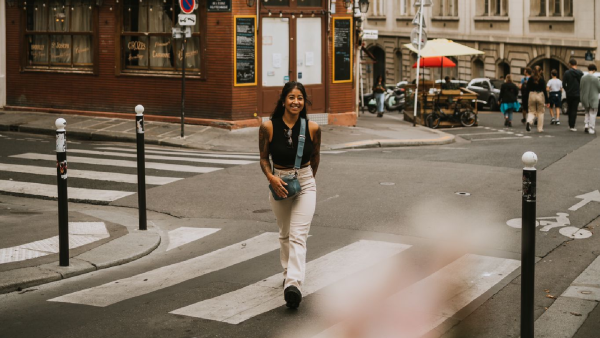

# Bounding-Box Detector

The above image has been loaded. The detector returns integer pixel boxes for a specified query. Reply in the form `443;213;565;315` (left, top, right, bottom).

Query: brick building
1;0;360;128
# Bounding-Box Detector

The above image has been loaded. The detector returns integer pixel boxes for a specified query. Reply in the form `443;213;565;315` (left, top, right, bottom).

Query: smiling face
284;88;305;116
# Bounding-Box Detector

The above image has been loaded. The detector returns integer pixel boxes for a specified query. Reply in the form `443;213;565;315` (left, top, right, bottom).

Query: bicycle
425;95;477;129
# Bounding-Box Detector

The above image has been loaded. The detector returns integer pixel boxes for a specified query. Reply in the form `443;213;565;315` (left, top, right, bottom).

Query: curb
0;226;161;294
329;134;455;150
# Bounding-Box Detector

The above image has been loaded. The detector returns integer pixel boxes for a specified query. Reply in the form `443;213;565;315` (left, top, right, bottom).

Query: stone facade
361;0;600;88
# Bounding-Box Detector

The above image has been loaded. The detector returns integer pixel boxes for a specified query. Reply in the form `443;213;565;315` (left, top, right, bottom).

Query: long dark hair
532;67;542;84
270;81;312;121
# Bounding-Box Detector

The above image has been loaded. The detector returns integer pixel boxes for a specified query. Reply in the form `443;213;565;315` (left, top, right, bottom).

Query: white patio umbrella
403;38;484;58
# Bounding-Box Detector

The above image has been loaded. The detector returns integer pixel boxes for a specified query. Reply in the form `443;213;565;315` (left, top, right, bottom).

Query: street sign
179;0;195;14
178;14;197;26
410;27;427;50
363;29;378;40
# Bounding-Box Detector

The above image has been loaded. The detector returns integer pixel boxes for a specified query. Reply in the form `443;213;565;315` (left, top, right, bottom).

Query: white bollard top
522;151;538;169
55;118;67;131
135;105;144;115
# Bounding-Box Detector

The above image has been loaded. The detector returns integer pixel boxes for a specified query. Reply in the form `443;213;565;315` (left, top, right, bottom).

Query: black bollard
135;105;147;231
55;118;69;266
521;151;537;338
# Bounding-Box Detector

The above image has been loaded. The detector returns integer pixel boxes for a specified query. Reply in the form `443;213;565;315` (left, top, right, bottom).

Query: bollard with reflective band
135;105;147;231
521;151;537;338
56;118;69;266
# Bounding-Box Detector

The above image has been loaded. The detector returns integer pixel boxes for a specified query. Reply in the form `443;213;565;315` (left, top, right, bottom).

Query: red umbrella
412;56;456;68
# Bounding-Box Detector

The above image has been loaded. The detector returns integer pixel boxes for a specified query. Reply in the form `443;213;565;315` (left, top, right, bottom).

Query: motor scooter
384;87;406;113
360;92;378;114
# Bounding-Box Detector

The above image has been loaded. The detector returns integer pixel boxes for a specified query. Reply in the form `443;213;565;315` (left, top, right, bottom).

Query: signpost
175;1;195;138
411;0;431;127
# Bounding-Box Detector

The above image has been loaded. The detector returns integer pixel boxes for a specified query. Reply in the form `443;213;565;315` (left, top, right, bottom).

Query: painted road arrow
568;190;600;211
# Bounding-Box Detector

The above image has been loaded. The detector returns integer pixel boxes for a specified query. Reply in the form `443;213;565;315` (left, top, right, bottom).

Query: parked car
467;78;502;111
560;71;600;115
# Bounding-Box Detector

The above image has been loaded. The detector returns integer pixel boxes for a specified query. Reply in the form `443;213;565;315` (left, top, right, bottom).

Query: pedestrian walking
580;64;600;134
258;81;321;309
373;75;386;117
526;67;549;133
563;58;584;131
499;75;520;127
546;70;563;125
519;67;532;124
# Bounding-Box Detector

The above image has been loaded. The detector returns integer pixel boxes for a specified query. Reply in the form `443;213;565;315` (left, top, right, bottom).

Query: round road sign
410;27;427;50
180;0;195;14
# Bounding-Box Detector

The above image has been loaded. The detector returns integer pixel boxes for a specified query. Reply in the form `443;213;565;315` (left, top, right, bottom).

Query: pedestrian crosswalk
0;140;347;204
445;126;554;142
0;143;261;204
46;225;521;337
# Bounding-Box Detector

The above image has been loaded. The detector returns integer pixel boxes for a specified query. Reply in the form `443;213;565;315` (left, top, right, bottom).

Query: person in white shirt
546;70;563;125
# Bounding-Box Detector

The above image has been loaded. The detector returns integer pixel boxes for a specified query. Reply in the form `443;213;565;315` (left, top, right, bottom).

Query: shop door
260;16;325;116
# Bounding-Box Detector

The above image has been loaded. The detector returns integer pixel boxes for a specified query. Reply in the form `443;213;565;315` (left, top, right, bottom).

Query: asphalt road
1;113;599;338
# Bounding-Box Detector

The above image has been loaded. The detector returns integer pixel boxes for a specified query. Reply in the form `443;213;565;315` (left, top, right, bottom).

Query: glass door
262;18;289;87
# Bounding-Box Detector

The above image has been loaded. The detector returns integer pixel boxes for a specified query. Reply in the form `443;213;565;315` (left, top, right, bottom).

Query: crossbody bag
269;118;306;201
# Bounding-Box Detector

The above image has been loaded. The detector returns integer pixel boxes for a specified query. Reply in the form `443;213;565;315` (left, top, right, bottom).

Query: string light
311;11;315;17
279;11;282;17
268;10;271;16
291;13;295;19
128;7;131;11
300;11;303;17
34;5;38;10
109;6;113;10
150;5;153;11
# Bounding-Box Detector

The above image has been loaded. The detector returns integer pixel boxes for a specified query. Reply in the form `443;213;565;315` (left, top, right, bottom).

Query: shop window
120;0;205;76
263;0;322;8
23;0;95;72
369;0;385;17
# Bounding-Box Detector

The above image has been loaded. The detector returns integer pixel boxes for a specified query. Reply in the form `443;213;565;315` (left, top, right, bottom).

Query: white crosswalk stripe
11;153;223;173
67;149;256;165
0;180;135;202
0;163;182;185
96;147;260;160
49;232;281;307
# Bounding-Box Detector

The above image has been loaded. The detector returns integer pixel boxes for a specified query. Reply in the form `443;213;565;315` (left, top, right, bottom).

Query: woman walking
373;75;386;117
519;67;532;124
546;70;563;125
526;68;550;132
258;81;321;309
499;75;520;127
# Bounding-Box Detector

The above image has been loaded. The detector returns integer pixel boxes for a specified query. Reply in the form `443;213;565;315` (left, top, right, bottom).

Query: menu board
333;18;352;83
234;16;257;86
207;0;231;12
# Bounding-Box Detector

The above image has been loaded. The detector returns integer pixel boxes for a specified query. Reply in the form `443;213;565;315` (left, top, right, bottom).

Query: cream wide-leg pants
269;166;316;293
527;91;546;132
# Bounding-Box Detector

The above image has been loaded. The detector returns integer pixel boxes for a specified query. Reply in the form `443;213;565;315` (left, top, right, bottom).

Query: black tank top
270;117;313;167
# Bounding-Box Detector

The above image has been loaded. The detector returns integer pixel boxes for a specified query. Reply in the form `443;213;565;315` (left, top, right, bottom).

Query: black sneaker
521;118;526;124
526;122;531;132
284;286;302;309
508;121;512;127
585;128;589;134
504;120;508;127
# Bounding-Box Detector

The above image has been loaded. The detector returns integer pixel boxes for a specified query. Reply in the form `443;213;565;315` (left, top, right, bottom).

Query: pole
55;118;69;266
181;37;186;138
521;151;537;338
135;105;147;231
412;1;425;127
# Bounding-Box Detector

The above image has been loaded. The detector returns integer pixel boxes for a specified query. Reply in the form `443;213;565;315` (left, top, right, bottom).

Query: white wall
0;0;6;108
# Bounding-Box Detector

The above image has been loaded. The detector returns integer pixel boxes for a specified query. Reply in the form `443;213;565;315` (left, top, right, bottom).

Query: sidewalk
0;109;454;152
0;195;161;294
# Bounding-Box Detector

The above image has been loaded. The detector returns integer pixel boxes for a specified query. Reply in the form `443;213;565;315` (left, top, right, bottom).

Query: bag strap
294;118;306;170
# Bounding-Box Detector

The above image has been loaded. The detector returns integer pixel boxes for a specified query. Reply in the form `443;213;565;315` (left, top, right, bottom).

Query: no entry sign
180;0;195;14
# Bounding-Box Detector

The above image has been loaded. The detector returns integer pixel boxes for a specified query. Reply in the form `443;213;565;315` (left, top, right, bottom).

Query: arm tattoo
259;124;273;180
310;126;321;177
